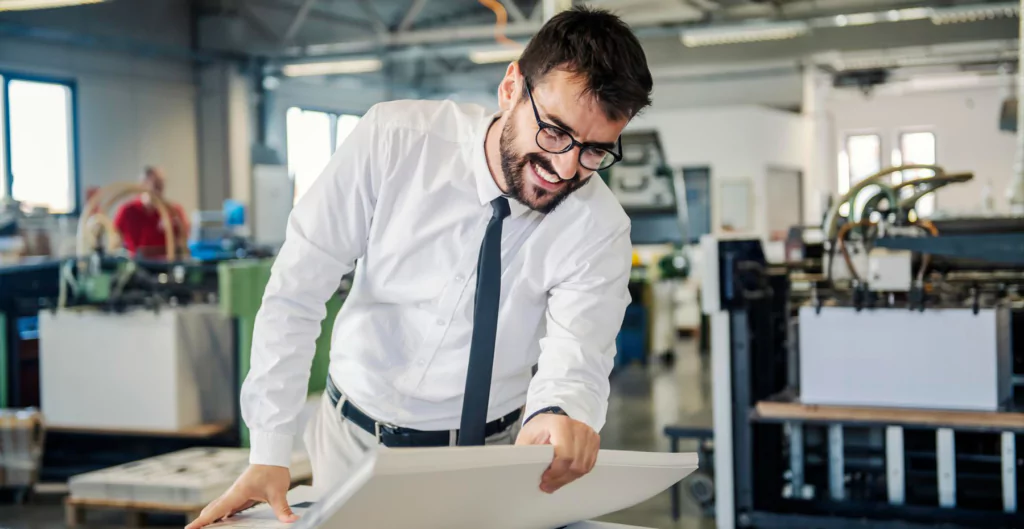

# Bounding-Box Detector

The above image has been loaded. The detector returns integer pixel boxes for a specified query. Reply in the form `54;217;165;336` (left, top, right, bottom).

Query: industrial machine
706;165;1024;528
0;181;340;481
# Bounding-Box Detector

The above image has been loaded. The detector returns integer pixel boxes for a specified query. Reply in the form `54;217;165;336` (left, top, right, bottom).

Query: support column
802;65;833;225
196;63;253;216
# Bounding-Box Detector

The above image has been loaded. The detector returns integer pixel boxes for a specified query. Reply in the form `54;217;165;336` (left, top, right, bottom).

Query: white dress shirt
242;99;633;467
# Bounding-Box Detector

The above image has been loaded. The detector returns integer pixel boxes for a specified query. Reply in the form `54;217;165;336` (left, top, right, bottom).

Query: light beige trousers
303;392;522;494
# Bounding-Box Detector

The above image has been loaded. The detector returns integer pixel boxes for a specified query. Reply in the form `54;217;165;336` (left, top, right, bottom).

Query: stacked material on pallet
68;448;312;507
0;409;44;488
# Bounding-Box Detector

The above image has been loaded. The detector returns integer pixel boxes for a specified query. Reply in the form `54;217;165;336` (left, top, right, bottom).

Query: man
188;7;652;528
113;166;188;259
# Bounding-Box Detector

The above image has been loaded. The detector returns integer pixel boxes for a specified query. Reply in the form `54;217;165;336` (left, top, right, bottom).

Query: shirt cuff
523;400;598;432
248;430;295;468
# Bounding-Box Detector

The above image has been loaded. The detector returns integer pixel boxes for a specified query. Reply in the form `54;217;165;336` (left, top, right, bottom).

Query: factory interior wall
629;105;806;239
825;80;1018;216
0;0;201;214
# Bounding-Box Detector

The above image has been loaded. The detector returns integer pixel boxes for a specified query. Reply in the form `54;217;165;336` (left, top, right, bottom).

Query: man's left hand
515;413;600;493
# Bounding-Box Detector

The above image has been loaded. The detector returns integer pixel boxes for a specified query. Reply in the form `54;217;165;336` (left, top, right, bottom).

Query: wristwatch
524;406;569;425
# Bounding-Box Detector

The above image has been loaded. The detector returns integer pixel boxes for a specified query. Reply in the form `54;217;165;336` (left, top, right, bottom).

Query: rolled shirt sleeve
242;106;387;467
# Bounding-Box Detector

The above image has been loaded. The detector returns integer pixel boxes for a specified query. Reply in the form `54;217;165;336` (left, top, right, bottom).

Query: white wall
826;79;1017;216
650;71;802;111
0;1;200;213
630;105;807;238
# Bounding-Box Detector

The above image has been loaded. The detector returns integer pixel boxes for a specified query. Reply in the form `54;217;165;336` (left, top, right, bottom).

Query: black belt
326;377;521;448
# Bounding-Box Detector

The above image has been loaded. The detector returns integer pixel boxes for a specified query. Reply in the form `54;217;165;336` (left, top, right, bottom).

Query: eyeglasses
524;79;622;172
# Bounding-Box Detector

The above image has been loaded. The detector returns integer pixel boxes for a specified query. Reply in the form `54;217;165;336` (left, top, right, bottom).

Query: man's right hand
185;465;297;529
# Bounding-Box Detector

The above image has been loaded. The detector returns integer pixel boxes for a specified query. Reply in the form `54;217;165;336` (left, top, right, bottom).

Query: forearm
527;224;631;433
242;221;355;466
526;342;614;431
241;108;383;466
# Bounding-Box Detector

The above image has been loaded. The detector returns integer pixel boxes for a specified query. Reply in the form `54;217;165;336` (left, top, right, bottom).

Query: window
894;131;937;217
1;75;77;214
838;134;882;219
285;107;361;205
682;167;711;244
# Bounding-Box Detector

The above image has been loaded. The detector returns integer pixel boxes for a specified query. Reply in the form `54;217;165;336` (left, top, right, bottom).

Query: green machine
218;259;341;447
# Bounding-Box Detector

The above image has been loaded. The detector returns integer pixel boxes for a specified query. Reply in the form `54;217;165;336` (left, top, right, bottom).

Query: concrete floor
596;340;716;529
0;340;716;529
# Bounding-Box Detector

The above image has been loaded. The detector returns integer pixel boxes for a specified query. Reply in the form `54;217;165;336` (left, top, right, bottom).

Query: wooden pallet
65;496;204;527
65;478;314;527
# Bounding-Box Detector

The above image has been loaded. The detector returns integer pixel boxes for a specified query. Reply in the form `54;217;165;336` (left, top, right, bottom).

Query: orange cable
913;220;939;283
836;220;875;283
479;0;521;48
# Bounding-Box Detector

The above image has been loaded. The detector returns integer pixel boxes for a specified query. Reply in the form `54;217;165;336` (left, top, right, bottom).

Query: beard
498;118;588;214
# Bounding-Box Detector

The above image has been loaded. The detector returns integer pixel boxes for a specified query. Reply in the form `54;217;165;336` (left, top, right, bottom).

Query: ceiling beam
355;0;389;35
503;0;527;22
246;0;369;31
288;19;540;56
398;0;429;31
281;0;319;44
238;3;281;42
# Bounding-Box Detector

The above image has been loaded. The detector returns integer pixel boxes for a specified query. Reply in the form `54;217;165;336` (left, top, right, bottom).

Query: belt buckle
374;421;397;443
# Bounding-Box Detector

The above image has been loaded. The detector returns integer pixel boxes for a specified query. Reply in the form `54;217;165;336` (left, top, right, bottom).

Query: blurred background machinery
705;165;1024;529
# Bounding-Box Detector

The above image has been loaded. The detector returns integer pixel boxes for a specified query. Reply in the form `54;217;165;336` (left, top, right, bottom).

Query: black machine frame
708;236;1024;529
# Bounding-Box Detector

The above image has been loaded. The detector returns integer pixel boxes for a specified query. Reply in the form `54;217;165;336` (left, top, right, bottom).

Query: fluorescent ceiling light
680;21;809;47
282;59;382;77
0;0;103;10
813;7;930;29
930;2;1018;24
469;47;523;65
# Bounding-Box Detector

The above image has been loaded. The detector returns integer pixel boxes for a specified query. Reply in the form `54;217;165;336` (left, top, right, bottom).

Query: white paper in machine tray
210;446;697;529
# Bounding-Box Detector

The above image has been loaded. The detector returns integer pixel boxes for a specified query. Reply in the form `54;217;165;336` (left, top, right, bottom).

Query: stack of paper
213;446;697;529
69;448;312;507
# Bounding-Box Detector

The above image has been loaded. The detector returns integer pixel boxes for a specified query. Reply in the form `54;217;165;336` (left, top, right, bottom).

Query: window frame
895;129;938;216
284;105;363;203
1;69;80;216
838;131;883;218
840;131;883;192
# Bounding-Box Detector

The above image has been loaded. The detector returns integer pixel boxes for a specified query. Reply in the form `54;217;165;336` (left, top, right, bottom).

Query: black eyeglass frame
524;78;623;172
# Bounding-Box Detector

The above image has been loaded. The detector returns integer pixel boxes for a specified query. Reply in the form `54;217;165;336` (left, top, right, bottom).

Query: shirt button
436;318;445;326
455;274;465;283
417;359;426;367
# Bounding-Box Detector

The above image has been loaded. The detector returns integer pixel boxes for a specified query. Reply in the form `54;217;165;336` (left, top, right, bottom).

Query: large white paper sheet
212;446;696;529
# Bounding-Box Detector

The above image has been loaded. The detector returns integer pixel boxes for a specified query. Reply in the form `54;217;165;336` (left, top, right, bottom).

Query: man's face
498;69;627;214
143;169;166;198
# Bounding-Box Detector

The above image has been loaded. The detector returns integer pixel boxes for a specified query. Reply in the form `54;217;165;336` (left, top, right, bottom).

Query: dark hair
518;6;653;121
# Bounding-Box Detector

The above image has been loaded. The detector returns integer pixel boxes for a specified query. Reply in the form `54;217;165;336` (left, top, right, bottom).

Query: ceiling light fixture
281;58;383;77
812;7;930;29
680;21;809;47
468;47;523;64
0;0;104;11
930;2;1018;24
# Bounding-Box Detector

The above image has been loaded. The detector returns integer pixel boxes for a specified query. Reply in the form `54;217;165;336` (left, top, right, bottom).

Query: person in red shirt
113;166;189;259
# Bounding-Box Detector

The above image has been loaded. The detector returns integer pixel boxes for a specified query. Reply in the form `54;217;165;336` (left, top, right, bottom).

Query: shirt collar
472;112;532;219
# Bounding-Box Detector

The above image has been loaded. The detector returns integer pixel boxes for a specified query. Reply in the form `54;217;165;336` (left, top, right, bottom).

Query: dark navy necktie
458;196;511;446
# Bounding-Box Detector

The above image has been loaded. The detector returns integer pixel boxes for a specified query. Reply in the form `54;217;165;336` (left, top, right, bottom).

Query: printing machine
705;166;1024;529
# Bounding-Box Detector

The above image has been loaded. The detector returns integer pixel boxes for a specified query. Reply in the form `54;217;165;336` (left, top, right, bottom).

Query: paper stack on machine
211;446;698;529
69;448;312;507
